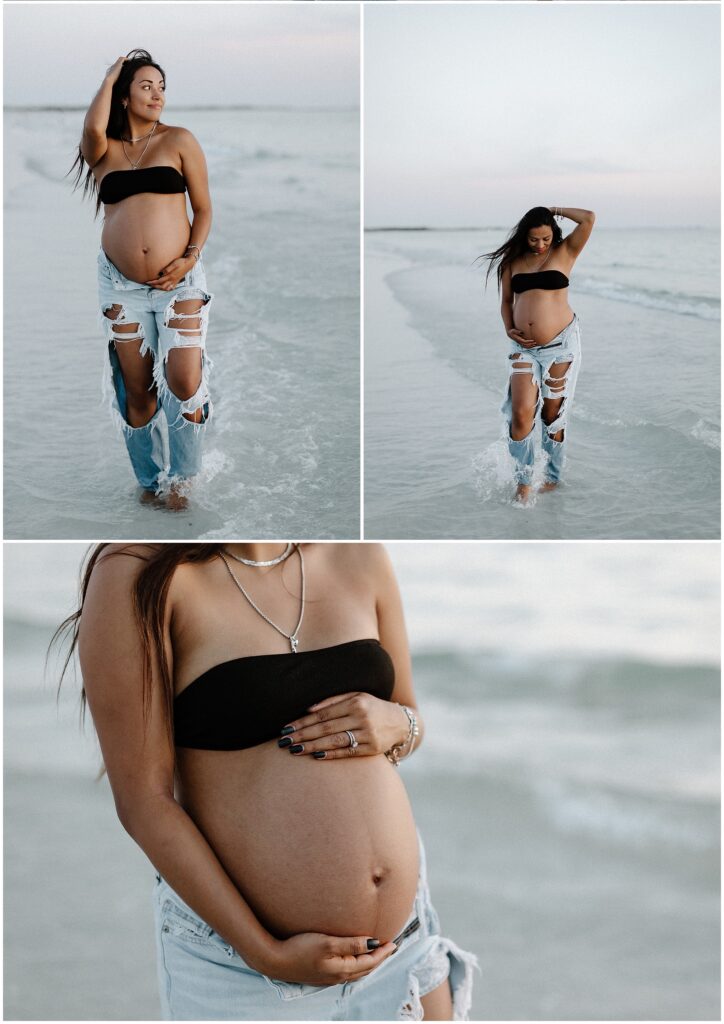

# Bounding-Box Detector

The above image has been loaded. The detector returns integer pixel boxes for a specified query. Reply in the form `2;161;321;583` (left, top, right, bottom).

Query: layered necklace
121;120;157;170
219;544;304;653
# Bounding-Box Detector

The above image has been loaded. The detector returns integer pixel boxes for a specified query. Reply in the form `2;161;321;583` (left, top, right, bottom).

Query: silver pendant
290;636;299;654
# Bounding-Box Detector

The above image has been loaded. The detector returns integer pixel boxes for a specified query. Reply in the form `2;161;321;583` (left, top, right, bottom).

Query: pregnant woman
481;207;595;504
70;50;213;505
57;543;476;1020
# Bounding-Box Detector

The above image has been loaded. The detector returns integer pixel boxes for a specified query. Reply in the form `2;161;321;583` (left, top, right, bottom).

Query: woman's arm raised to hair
78;547;278;974
80;57;126;167
553;207;596;257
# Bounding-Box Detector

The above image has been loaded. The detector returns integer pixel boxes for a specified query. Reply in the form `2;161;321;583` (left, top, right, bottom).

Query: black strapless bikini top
173;639;395;750
511;270;570;293
99;166;187;205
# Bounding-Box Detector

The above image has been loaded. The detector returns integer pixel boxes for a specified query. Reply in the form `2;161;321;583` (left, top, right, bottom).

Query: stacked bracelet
384;704;420;767
184;245;201;263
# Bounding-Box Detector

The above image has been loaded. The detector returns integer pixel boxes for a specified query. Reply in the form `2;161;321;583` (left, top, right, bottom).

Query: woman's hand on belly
146;255;195;291
507;327;537;348
263;931;397;986
278;692;409;760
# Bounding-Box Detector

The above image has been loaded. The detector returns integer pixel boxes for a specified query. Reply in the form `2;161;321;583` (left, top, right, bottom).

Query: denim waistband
98;247;206;293
155;830;431;964
530;312;579;349
152;830;478;1019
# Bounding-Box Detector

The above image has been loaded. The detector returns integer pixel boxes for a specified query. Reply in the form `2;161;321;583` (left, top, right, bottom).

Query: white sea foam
575;275;720;321
690;418;721;450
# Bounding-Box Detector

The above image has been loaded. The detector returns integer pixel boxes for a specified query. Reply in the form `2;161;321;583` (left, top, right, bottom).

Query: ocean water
4;108;359;539
4;542;720;1019
364;228;721;539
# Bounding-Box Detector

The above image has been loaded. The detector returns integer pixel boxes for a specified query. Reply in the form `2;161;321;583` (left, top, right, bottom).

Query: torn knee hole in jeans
544;397;568;440
163;290;211;347
102;303;145;347
153;346;212;429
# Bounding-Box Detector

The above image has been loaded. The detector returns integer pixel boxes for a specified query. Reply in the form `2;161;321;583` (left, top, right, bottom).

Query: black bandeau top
511;270;569;293
99;166;187;205
173;639;395;750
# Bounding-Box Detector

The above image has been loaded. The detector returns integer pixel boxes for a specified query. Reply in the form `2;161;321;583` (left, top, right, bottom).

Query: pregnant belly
514;293;574;346
102;194;191;284
176;742;420;942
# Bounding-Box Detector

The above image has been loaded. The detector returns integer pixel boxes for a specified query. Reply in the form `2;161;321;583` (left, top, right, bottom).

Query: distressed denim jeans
153;834;478;1020
97;249;213;492
501;314;582;485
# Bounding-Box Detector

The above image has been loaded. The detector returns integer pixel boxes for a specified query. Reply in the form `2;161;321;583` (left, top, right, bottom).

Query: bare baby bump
514;292;573;346
176;742;420;942
102;194;191;284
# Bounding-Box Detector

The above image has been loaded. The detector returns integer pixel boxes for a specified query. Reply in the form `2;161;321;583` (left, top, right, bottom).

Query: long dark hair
479;207;563;291
67;49;166;218
51;544;221;740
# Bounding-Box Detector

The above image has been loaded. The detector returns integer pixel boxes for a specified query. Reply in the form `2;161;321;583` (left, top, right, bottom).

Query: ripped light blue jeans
153;834;477;1020
501;314;582;485
97;249;213;492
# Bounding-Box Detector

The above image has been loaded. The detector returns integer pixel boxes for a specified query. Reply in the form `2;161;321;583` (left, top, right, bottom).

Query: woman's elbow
113;789;173;840
83;122;105;142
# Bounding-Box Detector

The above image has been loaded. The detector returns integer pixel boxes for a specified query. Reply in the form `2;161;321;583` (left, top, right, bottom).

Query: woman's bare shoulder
163;124;202;152
89;543;162;587
316;543;392;580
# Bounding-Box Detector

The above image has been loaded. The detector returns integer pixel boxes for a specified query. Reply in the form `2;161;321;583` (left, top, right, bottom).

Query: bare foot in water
513;483;534;506
164;486;189;512
140;489;163;507
539;481;558;493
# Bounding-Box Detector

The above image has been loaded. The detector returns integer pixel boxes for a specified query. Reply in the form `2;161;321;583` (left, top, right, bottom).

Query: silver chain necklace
219;546;305;653
223;542;294;568
122;119;157;170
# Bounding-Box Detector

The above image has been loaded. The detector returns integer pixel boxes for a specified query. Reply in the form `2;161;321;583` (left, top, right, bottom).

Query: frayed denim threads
501;314;582;485
97;249;213;491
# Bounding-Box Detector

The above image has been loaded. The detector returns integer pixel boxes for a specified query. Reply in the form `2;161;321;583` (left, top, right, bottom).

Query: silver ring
345;730;358;751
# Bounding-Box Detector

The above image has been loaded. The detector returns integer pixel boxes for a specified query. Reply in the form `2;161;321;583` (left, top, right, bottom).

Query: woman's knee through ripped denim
152;834;478;1021
97;249;213;492
501;314;582;486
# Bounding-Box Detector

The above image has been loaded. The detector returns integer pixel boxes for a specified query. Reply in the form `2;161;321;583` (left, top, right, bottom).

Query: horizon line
365;225;718;233
5;104;358;114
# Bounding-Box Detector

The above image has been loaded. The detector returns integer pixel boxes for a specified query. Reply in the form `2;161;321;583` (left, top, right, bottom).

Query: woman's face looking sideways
527;226;553;254
127;66;165;121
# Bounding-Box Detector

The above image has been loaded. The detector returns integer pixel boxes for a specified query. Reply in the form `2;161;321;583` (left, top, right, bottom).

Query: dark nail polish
278;737;292;748
289;744;304;754
313;751;327;759
280;726;295;736
367;939;380;950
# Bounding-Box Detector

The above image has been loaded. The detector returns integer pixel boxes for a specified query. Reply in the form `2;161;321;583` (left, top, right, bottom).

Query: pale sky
365;3;720;227
4;3;359;108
